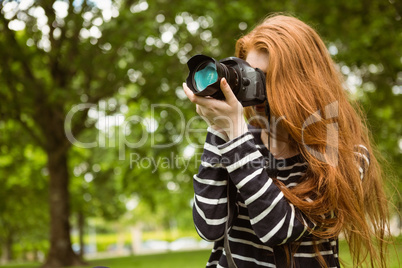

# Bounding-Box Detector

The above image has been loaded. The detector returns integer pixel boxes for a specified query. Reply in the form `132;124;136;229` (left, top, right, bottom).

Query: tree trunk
42;150;84;268
78;211;85;259
399;200;402;232
1;231;13;264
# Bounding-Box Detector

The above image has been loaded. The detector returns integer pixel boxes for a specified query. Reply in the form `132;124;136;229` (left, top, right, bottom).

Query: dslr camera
186;54;267;107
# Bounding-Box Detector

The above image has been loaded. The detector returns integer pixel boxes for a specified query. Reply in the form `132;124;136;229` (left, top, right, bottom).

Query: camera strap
224;180;238;268
264;100;270;118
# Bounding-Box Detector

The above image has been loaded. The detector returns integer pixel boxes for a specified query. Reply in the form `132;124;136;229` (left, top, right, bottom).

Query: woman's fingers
182;82;196;102
219;78;237;104
183;80;245;140
183;82;212;107
183;80;238;108
183;80;241;118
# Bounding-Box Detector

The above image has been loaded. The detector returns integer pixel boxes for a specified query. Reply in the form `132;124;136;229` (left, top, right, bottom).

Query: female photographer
183;14;389;267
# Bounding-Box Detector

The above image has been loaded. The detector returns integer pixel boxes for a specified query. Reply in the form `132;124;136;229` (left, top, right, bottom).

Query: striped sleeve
217;131;315;246
193;127;230;241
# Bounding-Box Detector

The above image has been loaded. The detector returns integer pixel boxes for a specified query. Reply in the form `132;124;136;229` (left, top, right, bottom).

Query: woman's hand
183;78;248;140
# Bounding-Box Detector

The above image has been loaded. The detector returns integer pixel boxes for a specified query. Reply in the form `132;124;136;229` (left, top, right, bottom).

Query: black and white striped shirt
193;125;341;267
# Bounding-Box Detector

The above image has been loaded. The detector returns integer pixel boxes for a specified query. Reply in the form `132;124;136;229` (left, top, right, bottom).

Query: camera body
186;55;267;107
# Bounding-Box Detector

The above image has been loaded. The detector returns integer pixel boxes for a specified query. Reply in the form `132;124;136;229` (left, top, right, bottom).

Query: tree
0;0;206;266
0;0;148;266
0;120;48;262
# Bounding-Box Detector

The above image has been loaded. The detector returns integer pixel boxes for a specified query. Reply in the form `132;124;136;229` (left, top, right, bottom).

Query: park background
0;0;401;267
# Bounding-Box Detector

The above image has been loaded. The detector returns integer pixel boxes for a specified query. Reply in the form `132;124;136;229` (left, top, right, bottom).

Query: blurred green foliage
0;0;400;265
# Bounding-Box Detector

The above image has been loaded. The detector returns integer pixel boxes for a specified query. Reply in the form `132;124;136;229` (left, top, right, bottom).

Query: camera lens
186;54;266;106
194;62;218;92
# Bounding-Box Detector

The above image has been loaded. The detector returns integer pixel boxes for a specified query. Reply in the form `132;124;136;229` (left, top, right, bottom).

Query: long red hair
236;14;390;267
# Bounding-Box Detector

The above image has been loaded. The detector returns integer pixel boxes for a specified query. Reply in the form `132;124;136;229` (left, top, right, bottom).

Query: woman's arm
192;126;230;241
183;79;315;245
217;131;316;246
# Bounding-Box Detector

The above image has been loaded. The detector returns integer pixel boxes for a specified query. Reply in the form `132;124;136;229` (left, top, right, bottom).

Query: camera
186;55;267;107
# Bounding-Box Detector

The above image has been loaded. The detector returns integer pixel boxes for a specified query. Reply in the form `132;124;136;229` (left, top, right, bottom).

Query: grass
337;239;401;268
1;237;400;268
0;250;211;268
80;250;211;268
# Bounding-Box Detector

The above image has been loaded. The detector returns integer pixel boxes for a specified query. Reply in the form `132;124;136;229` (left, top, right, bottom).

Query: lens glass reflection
194;62;218;91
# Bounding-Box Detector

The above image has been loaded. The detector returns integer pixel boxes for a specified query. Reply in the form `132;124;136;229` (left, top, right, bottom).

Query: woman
183;14;389;267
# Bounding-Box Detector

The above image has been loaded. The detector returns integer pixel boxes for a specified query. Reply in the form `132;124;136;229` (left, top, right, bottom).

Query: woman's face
246;50;269;114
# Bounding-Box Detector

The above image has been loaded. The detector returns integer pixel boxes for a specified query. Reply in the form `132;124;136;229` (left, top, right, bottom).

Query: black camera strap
224;180;238;268
264;99;270;118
